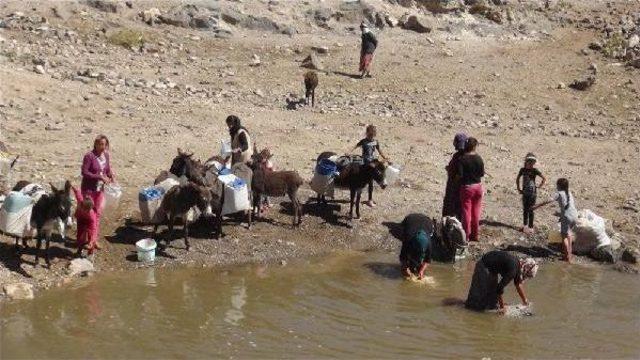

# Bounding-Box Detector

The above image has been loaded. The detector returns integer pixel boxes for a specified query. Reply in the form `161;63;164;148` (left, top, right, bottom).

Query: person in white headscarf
359;22;378;78
465;250;538;312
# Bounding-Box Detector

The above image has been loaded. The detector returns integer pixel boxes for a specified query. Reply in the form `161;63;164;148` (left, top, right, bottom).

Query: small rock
628;35;639;49
569;75;596;91
3;283;34;300
311;46;329;54
67;258;95;276
557;82;566;89
402;15;432;33
34;65;45;75
249;54;261;66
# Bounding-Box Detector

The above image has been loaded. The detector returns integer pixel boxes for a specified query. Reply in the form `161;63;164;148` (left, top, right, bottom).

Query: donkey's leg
355;190;362;220
166;214;175;248
35;236;42;265
312;90;315;107
349;189;356;219
45;235;52;268
183;218;190;251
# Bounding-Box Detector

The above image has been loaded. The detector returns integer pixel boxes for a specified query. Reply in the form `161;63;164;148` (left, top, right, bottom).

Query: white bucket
385;165;401;185
136;238;157;263
103;184;122;213
220;140;232;158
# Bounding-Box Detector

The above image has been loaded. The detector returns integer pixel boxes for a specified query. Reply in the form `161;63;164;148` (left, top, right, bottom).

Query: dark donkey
250;150;304;227
316;152;387;220
154;182;215;251
30;181;73;267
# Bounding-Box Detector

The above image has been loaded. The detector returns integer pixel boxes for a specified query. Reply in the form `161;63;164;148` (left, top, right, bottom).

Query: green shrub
108;29;145;49
602;33;626;58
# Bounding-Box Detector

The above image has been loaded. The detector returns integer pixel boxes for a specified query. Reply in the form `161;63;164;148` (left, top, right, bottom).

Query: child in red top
72;186;98;257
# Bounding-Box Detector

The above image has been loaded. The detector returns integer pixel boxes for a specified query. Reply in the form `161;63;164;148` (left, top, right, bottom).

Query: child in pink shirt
72;186;98;257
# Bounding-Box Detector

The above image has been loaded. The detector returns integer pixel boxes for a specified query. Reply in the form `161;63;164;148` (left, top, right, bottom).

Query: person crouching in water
516;153;546;234
71;185;98;257
399;213;434;280
352;124;389;207
533;178;577;263
359;22;378;78
465;250;538;312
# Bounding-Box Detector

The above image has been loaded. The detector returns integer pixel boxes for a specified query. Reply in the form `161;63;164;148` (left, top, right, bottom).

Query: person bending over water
399;213;434;280
465;250;538;313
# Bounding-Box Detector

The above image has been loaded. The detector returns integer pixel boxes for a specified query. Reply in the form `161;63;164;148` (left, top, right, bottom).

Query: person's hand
518;189;523;194
522;299;530;306
101;175;111;184
497;307;506;315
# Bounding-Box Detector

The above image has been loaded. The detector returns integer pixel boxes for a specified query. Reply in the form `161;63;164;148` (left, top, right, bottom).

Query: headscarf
360;22;370;33
525;152;537;163
226;115;244;138
453;132;468;151
520;258;539;280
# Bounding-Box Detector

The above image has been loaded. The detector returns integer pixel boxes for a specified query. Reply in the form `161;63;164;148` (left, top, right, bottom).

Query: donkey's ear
64;180;72;193
177;147;183;155
49;183;59;193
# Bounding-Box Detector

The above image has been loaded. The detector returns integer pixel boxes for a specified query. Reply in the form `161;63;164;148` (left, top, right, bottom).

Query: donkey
304;71;318;107
168;148;207;186
250;150;304;227
316;152;387;220
30;181;73;267
154;182;214;251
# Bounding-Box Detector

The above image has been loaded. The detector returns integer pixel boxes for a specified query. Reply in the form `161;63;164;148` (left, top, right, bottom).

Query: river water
1;251;639;359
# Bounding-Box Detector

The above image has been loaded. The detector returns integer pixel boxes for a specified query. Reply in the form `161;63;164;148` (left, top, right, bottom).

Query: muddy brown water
1;252;639;359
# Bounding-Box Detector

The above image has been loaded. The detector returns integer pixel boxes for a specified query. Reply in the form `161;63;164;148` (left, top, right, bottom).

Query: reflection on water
224;279;247;326
1;252;639;359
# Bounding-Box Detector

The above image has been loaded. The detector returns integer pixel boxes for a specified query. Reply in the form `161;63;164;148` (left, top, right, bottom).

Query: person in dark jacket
442;132;468;219
399;213;434;279
359;22;378;78
465;250;538;312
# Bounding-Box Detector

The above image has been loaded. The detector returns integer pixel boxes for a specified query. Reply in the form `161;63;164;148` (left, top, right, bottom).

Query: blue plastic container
316;159;337;176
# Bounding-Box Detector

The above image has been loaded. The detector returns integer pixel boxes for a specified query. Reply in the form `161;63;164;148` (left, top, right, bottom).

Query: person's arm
371;34;378;48
515;281;529;306
376;143;388;161
516;169;523;193
71;186;83;203
498;294;506;310
479;156;485;178
417;261;429;279
235;132;249;153
105;154;115;182
537;170;546;189
81;154;102;180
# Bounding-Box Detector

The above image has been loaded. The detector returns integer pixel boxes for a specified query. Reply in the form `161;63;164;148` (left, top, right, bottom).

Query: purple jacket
81;151;113;192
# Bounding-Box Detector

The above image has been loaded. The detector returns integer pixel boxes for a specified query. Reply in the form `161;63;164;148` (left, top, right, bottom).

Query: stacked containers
310;158;338;197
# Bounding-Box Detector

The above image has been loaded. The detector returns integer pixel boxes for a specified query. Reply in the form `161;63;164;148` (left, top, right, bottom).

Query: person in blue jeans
352;124;389;207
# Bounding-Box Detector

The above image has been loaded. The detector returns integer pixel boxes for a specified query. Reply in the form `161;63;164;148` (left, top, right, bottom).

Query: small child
516;153;546;234
533;178;578;263
72;186;98;257
259;148;274;214
352;124;388;207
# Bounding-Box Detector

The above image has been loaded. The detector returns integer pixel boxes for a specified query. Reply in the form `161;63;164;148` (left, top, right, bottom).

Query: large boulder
3;283;34;300
402;14;433;33
159;4;220;30
221;9;280;32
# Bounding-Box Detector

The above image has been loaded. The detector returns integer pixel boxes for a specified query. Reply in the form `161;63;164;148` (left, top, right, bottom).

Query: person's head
524;153;537;168
520;257;539;281
365;124;377;139
465;137;478;153
453;132;468;151
80;197;94;212
226;115;241;129
93;135;109;154
556;178;569;192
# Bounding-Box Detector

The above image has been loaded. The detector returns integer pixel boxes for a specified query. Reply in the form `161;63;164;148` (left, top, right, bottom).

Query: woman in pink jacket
81;135;115;250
